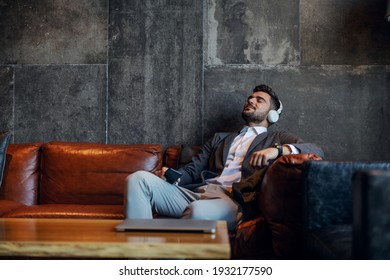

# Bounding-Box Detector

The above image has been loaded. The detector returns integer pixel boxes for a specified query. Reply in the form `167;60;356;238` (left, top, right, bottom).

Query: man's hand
155;167;181;184
249;145;292;168
249;147;278;168
155;167;168;178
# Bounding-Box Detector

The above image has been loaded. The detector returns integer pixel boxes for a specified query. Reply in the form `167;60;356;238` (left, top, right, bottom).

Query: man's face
242;91;272;126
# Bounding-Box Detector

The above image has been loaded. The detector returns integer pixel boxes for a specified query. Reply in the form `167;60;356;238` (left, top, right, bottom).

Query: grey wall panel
206;0;300;65
13;65;107;143
0;67;14;137
301;0;390;65
108;0;203;146
0;0;107;64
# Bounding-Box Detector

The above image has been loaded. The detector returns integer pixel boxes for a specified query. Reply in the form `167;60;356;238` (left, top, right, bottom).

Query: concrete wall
1;0;389;161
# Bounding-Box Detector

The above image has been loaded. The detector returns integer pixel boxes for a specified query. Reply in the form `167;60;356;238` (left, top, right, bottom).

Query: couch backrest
39;141;162;205
0;143;42;205
164;145;203;168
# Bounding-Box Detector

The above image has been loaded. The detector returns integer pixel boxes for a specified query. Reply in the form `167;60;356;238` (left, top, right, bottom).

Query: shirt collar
240;126;267;135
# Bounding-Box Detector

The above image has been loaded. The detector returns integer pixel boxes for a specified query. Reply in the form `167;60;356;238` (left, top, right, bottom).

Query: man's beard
241;110;267;125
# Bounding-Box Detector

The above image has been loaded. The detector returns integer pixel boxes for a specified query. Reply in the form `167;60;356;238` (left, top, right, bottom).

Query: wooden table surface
0;218;230;259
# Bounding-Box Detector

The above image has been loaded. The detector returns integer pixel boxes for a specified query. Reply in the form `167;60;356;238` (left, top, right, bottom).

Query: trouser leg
182;185;243;231
125;171;242;230
125;170;198;219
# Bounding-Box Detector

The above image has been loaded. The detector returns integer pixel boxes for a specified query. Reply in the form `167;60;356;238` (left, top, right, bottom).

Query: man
125;84;324;230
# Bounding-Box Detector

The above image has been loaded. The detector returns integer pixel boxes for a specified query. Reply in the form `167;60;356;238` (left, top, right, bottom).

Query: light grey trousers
124;171;243;230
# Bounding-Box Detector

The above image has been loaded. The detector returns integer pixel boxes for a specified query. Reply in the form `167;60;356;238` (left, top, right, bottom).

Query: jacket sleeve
177;136;214;185
278;131;325;158
178;133;230;185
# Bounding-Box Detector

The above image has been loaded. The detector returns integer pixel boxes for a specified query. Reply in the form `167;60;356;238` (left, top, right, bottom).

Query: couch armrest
0;143;42;206
260;153;322;258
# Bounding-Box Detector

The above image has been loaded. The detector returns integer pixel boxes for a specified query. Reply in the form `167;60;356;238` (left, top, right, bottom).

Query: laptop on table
115;219;217;234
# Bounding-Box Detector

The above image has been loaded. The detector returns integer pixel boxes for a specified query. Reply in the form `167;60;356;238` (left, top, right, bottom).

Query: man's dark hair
252;84;280;111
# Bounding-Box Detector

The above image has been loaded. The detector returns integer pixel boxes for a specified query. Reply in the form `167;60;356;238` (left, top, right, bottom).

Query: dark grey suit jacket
178;130;324;187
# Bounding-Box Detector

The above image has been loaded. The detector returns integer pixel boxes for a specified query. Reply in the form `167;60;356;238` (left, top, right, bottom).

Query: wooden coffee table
0;218;230;259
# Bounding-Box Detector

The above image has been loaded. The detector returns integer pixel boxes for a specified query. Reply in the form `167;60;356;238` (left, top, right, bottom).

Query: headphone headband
277;100;283;114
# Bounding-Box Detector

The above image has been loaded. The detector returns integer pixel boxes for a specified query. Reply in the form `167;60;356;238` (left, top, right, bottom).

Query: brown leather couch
0;141;321;259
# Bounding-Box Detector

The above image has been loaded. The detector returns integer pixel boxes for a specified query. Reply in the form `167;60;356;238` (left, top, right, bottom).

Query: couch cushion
40;142;162;205
0;131;11;188
0;143;42;205
3;204;124;219
0;199;26;217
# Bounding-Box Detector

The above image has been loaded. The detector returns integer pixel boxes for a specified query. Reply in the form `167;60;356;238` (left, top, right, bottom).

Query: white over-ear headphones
267;100;283;123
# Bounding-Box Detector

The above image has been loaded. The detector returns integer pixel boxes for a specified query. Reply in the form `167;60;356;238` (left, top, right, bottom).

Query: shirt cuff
287;144;299;155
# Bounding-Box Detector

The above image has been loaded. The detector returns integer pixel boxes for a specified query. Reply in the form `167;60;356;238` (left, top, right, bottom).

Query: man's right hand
155;167;169;179
249;147;279;168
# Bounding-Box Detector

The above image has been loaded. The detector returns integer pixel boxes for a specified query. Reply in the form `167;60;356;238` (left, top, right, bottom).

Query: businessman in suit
125;84;324;230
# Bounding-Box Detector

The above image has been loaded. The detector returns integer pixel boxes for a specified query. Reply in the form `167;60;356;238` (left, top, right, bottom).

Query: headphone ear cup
267;110;279;123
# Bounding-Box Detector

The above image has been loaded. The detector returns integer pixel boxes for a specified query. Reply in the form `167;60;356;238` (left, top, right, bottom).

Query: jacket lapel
222;132;239;163
245;132;268;160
